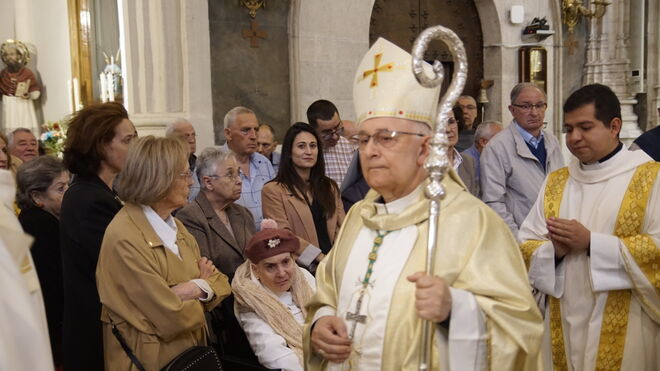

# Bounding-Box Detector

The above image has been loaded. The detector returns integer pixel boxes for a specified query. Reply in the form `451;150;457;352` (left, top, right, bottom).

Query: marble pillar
118;0;214;152
583;0;642;142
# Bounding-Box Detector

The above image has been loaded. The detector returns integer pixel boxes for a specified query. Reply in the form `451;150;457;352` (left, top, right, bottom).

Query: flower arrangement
40;120;68;158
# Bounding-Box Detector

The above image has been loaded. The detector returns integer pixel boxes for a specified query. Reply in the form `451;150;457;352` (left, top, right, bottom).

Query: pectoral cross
346;291;368;340
362;53;394;88
242;20;267;48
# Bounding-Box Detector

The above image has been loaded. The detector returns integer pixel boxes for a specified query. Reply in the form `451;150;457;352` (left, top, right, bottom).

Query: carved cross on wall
566;33;579;55
242;20;267;48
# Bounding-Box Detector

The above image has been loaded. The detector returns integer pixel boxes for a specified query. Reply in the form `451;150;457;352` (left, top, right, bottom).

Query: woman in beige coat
262;123;344;271
96;136;231;370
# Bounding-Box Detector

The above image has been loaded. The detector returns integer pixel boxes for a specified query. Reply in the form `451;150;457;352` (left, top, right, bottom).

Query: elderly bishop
303;38;543;371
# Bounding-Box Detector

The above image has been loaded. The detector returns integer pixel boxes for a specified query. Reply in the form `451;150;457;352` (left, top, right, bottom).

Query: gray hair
474;120;503;142
223;106;255;130
196;146;236;180
458;95;477;105
7;127;34;147
510;83;546;104
16;156;67;209
164;118;192;137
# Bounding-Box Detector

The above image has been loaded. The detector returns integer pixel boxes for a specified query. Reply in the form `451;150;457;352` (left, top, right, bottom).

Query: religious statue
0;39;41;134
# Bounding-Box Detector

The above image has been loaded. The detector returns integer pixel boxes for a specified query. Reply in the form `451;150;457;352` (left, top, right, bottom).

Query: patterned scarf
232;260;313;365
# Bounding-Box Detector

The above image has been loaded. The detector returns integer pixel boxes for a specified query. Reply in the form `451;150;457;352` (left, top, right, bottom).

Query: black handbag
111;322;223;371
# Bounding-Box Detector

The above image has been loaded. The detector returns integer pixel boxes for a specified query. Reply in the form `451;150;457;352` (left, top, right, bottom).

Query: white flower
267;238;280;248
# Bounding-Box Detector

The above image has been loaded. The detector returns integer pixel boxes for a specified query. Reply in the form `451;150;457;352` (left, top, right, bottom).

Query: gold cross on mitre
362;53;394;88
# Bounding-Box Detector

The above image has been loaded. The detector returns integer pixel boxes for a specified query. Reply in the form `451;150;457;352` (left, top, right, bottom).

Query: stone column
118;0;214;151
583;0;642;142
652;0;660;128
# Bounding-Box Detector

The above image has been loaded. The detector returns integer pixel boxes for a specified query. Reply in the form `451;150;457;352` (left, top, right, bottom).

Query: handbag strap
110;318;147;371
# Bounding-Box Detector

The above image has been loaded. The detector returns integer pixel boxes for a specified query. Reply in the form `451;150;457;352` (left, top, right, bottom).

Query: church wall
0;2;15;44
29;0;73;125
289;0;375;123
119;0;215;152
208;0;291;144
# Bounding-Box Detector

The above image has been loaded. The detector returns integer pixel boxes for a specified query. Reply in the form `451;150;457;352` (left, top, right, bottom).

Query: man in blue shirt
480;83;564;236
223;106;275;230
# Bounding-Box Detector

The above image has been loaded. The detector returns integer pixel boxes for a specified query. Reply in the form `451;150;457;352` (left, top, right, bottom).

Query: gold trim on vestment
615;162;660;298
594;290;631;370
521;240;545;270
549;297;568;371
541;167;570;371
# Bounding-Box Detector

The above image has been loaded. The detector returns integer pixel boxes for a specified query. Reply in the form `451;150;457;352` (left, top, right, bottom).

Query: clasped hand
546;217;590;258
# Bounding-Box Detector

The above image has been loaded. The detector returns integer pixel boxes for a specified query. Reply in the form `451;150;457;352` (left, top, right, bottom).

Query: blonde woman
96;136;231;370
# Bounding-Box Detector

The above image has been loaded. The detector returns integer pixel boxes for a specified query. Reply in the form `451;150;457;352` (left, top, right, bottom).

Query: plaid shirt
324;136;357;187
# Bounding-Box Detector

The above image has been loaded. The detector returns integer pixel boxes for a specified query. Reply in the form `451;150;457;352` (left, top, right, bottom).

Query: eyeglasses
352;129;426;150
207;169;242;181
511;102;547;111
320;121;344;140
459;104;477;110
447;118;458;126
178;170;194;179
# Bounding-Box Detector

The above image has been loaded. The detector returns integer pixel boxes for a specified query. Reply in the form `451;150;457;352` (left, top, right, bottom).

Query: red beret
245;228;299;264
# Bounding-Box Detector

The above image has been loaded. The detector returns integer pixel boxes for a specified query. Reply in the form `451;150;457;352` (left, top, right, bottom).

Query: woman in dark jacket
59;102;137;371
17;155;69;368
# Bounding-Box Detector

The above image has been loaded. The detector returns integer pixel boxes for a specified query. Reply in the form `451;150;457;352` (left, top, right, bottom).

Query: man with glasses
166;118;200;202
222;106;275;230
307;99;357;186
480;83;564;237
304;38;543;371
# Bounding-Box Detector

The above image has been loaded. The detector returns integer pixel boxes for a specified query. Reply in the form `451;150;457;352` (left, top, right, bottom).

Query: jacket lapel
511;122;545;169
285;191;316;244
226;205;249;255
196;194;243;258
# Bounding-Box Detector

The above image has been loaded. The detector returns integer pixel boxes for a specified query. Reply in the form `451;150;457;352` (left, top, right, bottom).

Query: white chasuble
519;148;660;371
305;172;544;371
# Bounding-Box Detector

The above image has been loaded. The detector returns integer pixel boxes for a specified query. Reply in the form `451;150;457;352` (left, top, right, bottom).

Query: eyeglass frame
511;102;548;111
352;129;426;150
178;170;194;179
206;168;243;181
319;120;345;140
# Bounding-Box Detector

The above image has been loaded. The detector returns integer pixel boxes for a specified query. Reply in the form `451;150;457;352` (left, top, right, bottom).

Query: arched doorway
369;0;484;102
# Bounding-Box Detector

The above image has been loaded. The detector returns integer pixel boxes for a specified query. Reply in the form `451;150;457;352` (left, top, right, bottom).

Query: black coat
60;175;122;371
19;206;64;366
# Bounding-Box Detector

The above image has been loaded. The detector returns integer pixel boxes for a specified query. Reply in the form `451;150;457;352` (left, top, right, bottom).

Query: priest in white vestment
519;83;660;371
303;37;544;371
0;169;54;371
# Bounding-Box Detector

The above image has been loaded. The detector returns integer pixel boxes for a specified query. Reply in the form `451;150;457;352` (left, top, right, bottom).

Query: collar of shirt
597;141;623;163
514;121;544;149
141;205;181;259
375;182;424;215
452;147;463;171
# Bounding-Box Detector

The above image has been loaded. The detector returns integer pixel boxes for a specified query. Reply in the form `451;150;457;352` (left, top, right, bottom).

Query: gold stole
520;162;660;371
